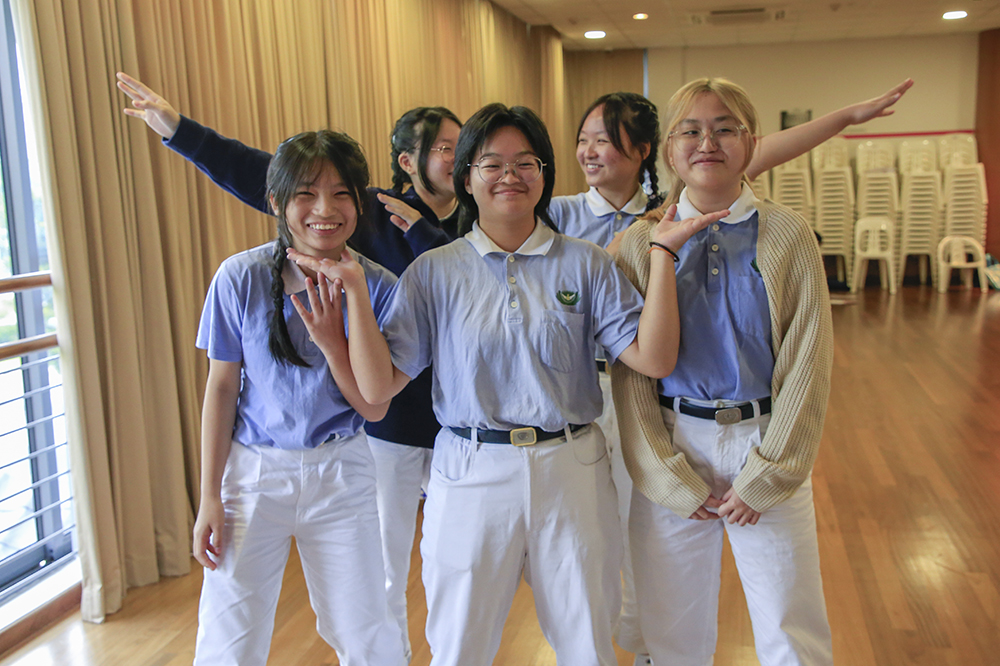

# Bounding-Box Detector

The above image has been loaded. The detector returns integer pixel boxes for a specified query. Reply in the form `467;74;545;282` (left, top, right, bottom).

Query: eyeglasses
668;125;747;150
469;156;546;184
428;145;455;160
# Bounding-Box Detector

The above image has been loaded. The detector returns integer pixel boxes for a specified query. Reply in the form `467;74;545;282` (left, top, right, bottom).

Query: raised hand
286;248;367;295
651;204;730;255
845;78;914;125
377;192;424;233
116;72;182;139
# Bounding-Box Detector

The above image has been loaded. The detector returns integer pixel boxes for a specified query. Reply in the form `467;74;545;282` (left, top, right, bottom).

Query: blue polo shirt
549;187;648;248
659;185;774;402
382;222;644;432
197;242;397;449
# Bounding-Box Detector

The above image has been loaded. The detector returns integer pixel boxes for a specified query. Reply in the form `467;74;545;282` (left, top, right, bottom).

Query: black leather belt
596;359;608;373
450;424;588;446
658;395;771;425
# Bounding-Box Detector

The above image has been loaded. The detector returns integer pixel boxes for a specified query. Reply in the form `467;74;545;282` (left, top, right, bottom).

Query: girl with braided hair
193;129;405;665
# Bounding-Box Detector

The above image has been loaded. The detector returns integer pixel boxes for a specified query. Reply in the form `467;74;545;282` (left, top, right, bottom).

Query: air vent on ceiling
688;8;786;26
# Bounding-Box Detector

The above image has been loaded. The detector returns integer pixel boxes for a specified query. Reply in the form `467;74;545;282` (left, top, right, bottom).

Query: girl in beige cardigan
613;78;835;666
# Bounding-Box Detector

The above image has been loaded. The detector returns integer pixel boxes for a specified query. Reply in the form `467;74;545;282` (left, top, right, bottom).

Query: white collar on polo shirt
584;186;648;217
466;219;556;257
677;183;757;225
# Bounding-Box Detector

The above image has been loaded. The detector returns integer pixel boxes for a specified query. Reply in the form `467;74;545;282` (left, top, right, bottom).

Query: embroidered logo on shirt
556;290;580;306
750;258;761;275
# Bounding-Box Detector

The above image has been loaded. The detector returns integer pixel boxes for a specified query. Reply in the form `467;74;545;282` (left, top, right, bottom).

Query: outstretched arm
116;72;272;214
747;78;913;180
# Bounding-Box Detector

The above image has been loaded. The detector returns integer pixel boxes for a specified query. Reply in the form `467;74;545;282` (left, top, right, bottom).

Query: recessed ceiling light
943;10;968;19
585;30;606;39
633;13;649;20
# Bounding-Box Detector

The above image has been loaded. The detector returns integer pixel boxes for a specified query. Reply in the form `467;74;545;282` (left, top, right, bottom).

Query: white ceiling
491;0;1000;50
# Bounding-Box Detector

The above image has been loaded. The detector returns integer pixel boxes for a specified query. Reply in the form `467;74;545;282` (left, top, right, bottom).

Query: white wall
646;34;979;137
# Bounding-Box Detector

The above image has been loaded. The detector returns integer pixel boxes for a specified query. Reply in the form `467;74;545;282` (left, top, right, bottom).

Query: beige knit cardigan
611;198;834;518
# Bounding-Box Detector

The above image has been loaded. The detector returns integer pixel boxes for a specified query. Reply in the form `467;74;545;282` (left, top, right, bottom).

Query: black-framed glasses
668;125;747;149
468;156;546;184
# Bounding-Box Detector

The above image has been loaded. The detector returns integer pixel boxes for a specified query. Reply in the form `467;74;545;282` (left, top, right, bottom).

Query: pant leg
525;425;622;666
597;371;644;654
726;479;833;666
293;433;406;666
368;436;433;660
421;430;526;666
193;443;294;666
630;485;724;666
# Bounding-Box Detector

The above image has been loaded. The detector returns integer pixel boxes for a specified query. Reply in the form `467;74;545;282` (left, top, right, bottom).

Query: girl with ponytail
193;129;404;665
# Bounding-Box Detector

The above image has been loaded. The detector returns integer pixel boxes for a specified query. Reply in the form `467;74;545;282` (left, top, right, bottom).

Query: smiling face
466;125;544;226
276;161;357;259
667;92;752;201
576;106;646;195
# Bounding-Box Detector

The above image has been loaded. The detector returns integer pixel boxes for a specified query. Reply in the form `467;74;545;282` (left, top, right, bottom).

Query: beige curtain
562;49;645;196
12;0;568;623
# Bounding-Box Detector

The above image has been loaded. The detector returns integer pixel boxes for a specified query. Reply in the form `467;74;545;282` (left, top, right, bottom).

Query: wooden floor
3;286;999;665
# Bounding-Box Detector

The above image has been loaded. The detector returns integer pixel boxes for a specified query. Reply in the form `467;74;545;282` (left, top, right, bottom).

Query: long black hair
389;106;462;195
577;92;664;211
265;130;370;367
453;103;557;236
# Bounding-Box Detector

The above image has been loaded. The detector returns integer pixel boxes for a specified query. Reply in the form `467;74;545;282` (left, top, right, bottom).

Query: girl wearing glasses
116;73;459;662
551;81;910;663
288;103;725;666
613;78;837;666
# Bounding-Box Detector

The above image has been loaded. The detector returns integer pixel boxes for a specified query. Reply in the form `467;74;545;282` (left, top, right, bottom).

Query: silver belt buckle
510;427;538;446
715;407;742;425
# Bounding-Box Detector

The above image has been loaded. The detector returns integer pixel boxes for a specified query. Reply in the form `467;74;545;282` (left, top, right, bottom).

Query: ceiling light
943;10;968;19
584;30;606;39
633;13;649;20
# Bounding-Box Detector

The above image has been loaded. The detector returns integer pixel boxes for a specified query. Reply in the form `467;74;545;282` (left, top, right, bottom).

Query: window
0;0;74;603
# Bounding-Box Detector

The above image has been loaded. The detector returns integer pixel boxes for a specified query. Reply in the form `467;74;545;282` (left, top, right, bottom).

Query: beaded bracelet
649;241;680;262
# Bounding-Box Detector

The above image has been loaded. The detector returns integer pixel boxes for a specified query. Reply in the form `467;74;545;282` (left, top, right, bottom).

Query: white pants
368;436;433;661
421;425;622;666
193;434;405;666
596;371;644;654
630;406;833;666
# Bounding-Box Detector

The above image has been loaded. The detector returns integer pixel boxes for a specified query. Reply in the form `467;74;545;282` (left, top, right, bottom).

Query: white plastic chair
852;216;896;294
936;236;988;293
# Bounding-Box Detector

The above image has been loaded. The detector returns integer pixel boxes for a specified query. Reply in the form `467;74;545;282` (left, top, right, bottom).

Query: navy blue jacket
168;116;452;448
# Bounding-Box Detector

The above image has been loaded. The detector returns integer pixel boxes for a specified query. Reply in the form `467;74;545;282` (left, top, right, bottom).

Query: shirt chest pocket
539;310;586;373
732;275;770;339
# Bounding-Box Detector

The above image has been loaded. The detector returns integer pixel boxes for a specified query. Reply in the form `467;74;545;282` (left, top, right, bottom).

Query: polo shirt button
510;301;518;308
508;255;515;263
711;268;719;276
508;276;516;284
711;244;719;252
615;213;622;221
712;224;720;232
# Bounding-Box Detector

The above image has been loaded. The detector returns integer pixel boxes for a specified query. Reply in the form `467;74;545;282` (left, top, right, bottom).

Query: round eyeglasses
469;156;546;184
668;125;747;150
427;145;455;160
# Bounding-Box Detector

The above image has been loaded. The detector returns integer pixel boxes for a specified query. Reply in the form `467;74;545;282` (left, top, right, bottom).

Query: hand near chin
287;248;366;294
651;204;730;254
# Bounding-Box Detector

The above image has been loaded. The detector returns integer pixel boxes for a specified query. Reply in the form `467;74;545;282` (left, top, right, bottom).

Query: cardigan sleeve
732;203;834;511
165;115;272;215
611;219;712;518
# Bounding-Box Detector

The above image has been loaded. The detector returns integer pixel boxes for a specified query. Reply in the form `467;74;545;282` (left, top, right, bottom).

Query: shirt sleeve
196;259;245;363
404;217;452;256
380;262;433;381
590;250;643;364
165;115;272;215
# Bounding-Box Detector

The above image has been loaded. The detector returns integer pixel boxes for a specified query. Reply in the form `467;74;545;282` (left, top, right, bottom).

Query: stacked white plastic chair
938;133;978;169
749;170;771;200
937;236;988;293
772;153;814;228
898;139;937;175
899;170;943;287
854;140;899;286
811;136;850;172
852;216;896;294
855;140;895;175
813;167;855;284
942;163;988;247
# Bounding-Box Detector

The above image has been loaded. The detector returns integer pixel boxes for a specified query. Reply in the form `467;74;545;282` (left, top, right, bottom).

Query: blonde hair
655;77;760;214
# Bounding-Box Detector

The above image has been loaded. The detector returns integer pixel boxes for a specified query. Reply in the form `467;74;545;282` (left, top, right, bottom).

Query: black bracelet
649;241;680;262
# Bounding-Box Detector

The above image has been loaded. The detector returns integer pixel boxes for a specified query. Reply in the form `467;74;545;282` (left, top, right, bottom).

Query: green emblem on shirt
556;290;580;306
750;258;761;275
